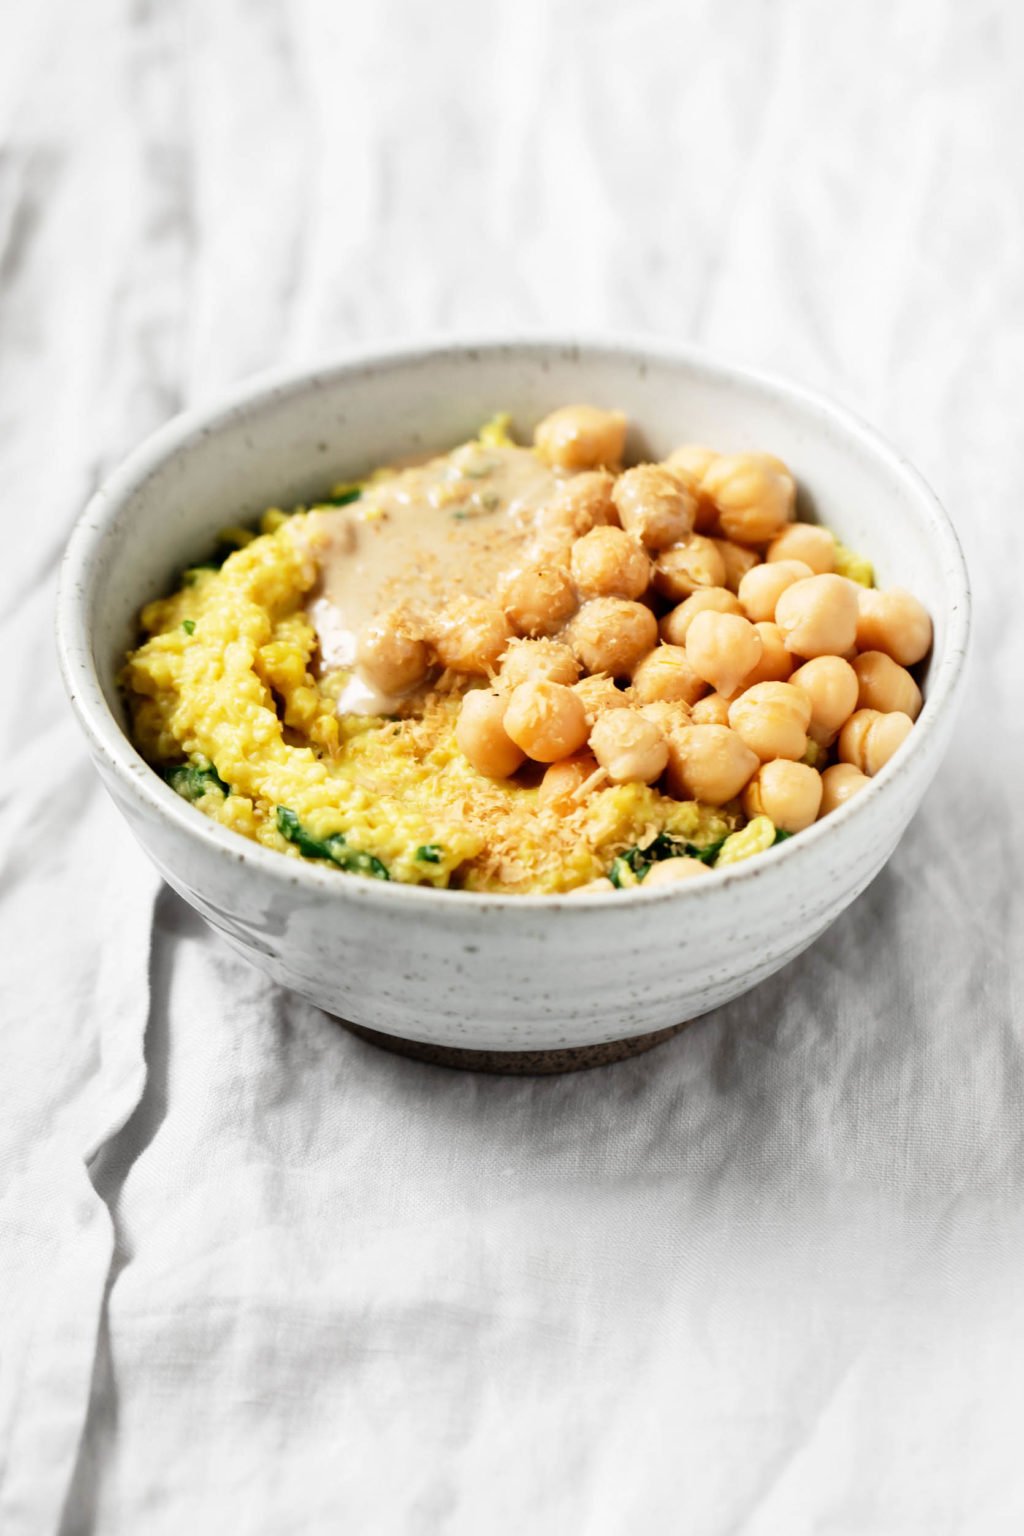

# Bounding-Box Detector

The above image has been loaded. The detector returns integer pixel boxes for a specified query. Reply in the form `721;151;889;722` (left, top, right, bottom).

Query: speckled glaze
56;339;970;1052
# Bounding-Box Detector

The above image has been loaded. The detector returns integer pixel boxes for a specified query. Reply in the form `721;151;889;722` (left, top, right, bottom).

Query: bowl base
338;1019;690;1074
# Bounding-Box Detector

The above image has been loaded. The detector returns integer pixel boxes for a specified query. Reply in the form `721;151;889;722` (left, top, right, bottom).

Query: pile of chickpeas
355;406;932;875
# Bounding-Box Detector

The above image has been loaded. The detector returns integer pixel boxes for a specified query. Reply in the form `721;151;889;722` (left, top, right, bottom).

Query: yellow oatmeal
123;407;931;893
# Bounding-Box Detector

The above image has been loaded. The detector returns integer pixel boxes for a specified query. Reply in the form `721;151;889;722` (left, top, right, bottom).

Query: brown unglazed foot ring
338;1019;691;1075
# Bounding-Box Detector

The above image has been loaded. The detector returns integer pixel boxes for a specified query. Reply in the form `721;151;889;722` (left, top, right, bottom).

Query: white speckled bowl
57;339;969;1059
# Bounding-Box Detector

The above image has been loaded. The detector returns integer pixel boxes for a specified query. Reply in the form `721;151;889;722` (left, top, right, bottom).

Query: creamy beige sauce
304;442;566;713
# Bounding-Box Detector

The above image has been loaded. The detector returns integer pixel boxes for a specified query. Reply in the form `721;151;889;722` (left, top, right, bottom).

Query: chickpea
569;598;659;678
737;559;814;623
742;760;822;833
702;452;796;545
664;444;720;533
534;405;627;470
573;672;624;726
663;724;759;806
652;535;727;601
789;655;859;744
713;538;761;593
504;679;590;763
728;681;811;762
642;857;709;887
566;877;616;896
631;644;708;707
498;562;577;637
767;524;835;574
855;587;933;666
356;609;430;695
853;651;923;720
729;622;793;694
535;471;618;544
538;751;600;812
570;526;650;599
659;587;742;646
838;708;913;776
590;708;669;785
665;443;718;485
690;692;731;726
499;637;580;690
456;689;526;779
775;574;859;659
637;699;692;735
433;598;512;676
685;610;764;698
819;762;870;816
612;464;696;550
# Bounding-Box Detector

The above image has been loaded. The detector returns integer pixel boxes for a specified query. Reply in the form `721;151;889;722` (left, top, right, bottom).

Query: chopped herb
325;482;363;507
610;845;650;887
182;619;195;635
645;833;690;865
275;806;337;860
344;849;390;880
163;759;229;802
608;854;641;889
683;837;727;866
773;829;794;845
415;844;443;864
641;831;726;867
275;807;390;880
608;831;727;887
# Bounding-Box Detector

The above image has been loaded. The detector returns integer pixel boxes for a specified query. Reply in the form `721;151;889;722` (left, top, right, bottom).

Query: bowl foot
337;1019;690;1074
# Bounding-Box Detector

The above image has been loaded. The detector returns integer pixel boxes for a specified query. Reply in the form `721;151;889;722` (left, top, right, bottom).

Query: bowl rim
56;333;971;912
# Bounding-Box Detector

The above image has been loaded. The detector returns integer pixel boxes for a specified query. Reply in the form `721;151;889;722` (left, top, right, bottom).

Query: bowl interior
70;341;963;746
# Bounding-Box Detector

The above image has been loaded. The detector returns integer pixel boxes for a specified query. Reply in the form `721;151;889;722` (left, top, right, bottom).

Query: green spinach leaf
276;807;389;879
163;760;230;802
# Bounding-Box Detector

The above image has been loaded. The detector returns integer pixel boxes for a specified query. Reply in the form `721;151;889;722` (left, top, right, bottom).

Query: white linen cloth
2;0;1023;1530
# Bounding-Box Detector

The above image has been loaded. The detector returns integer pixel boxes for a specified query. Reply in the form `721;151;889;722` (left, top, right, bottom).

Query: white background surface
2;1;1023;1531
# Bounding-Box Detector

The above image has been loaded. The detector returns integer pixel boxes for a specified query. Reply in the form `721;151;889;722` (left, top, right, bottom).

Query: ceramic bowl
57;339;970;1055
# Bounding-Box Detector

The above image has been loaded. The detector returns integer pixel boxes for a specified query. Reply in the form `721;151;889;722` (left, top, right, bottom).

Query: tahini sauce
304;442;567;713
